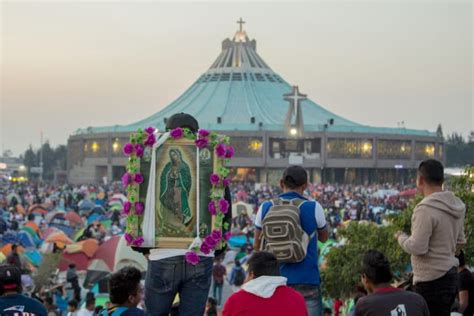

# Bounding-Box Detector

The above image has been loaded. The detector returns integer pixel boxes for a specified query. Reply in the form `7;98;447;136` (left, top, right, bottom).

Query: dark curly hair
108;266;142;305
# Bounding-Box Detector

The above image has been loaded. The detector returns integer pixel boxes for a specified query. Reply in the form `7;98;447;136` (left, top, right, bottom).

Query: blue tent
17;231;35;248
23;249;42;266
1;231;18;244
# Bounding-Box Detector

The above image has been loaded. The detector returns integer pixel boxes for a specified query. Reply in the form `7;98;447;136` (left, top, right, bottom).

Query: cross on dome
237;18;246;32
284;86;307;118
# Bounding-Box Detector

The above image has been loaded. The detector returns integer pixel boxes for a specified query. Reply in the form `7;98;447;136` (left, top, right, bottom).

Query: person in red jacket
223;251;307;316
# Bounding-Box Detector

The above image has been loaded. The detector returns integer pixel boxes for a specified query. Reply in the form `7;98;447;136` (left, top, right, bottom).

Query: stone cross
237;18;246;32
284;86;307;119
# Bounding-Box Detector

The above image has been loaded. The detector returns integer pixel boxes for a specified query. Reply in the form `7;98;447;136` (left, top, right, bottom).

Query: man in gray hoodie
395;159;465;316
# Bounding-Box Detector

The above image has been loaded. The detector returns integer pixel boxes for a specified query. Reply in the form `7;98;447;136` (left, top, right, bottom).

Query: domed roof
76;21;434;137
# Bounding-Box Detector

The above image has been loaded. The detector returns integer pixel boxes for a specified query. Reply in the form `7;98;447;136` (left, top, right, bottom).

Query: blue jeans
145;256;213;316
213;282;223;305
290;284;322;316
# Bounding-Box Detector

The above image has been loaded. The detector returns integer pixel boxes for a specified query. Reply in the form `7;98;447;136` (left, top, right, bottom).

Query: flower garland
122;126;234;265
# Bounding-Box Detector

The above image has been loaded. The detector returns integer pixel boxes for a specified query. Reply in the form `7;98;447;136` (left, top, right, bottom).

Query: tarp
228;235;254;249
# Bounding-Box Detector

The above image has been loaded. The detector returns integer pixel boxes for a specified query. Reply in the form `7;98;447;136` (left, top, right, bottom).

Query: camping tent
83;235;147;287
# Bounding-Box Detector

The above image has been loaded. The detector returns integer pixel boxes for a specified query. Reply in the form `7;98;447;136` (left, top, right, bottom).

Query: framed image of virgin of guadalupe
138;138;216;249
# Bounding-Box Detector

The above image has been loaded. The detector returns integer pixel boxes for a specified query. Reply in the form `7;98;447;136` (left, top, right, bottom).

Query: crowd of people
0;111;472;316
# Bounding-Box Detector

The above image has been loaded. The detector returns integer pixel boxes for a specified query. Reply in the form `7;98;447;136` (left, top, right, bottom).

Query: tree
23;145;37;178
436;123;443;138
2;149;13;158
321;168;474;299
446;132;474;167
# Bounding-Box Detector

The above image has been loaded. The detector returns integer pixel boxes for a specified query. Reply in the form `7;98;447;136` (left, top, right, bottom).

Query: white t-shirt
76;308;94;316
254;198;327;231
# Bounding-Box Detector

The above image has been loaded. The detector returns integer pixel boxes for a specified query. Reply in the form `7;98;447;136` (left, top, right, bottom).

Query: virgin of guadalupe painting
159;148;193;227
138;137;215;249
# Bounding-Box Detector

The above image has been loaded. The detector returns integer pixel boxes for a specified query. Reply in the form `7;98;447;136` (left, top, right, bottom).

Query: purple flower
185;251;200;265
132;236;144;246
144;134;156;147
224;231;232;241
123;143;134;155
124;233;134;244
134;173;144;184
208;201;217;216
195;138;209;149
210;173;220;186
145;127;155;135
135;202;144;215
205;235;218;248
225;146;235;159
198;129;210;138
219;198;230;214
223;178;231;187
215;144;226;158
170;128;184;139
200;243;212;255
121;173;131;188
135;144;144;158
211;230;222;242
123;201;131;215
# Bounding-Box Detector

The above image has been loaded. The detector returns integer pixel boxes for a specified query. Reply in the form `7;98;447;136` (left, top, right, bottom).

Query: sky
1;1;472;156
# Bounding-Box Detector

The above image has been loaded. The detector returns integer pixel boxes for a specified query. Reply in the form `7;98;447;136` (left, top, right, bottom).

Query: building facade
67;23;443;185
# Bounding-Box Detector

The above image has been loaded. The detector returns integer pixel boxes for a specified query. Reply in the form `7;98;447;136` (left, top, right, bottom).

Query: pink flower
123;143;134;155
223;178;231;187
224;231;232;241
219;198;230;214
170;128;184;139
135;202;144;215
200;243;212;255
145;127;155;135
123;201;131;215
208;201;217;216
210;174;220;186
132;236;144;246
121;173;131;188
215;144;226;158
124;233;134;244
195;138;209;149
211;230;222;242
135;144;144;158
144;134;156;147
134;173;144;184
185;251;200;265
225;146;235;159
205;235;218;248
198;129;210;138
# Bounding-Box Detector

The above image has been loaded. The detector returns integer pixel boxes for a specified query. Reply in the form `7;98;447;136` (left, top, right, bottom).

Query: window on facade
84;139;108;158
270;138;321;159
377;140;412;160
415;142;435;160
231;137;263;158
326;138;373;159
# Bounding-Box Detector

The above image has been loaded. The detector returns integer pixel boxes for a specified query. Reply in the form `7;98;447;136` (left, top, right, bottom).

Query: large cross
237;18;246;32
284;86;307;118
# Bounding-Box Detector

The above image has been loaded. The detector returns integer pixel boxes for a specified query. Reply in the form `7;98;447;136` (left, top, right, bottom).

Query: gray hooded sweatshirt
398;191;466;284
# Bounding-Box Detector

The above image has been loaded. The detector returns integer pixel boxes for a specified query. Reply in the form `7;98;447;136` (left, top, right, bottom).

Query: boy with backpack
254;166;328;316
229;260;246;293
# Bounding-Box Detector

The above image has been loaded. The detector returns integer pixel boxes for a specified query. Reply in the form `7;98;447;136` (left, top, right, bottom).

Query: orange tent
45;231;73;248
28;204;48;215
65;239;99;258
1;244;25;256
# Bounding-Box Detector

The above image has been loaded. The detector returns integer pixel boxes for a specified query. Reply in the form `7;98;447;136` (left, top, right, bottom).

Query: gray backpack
261;198;315;263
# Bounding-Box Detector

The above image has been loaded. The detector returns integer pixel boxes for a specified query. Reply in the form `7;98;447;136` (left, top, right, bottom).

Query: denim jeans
145;256;213;316
290;284;322;316
212;282;224;306
415;267;458;316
